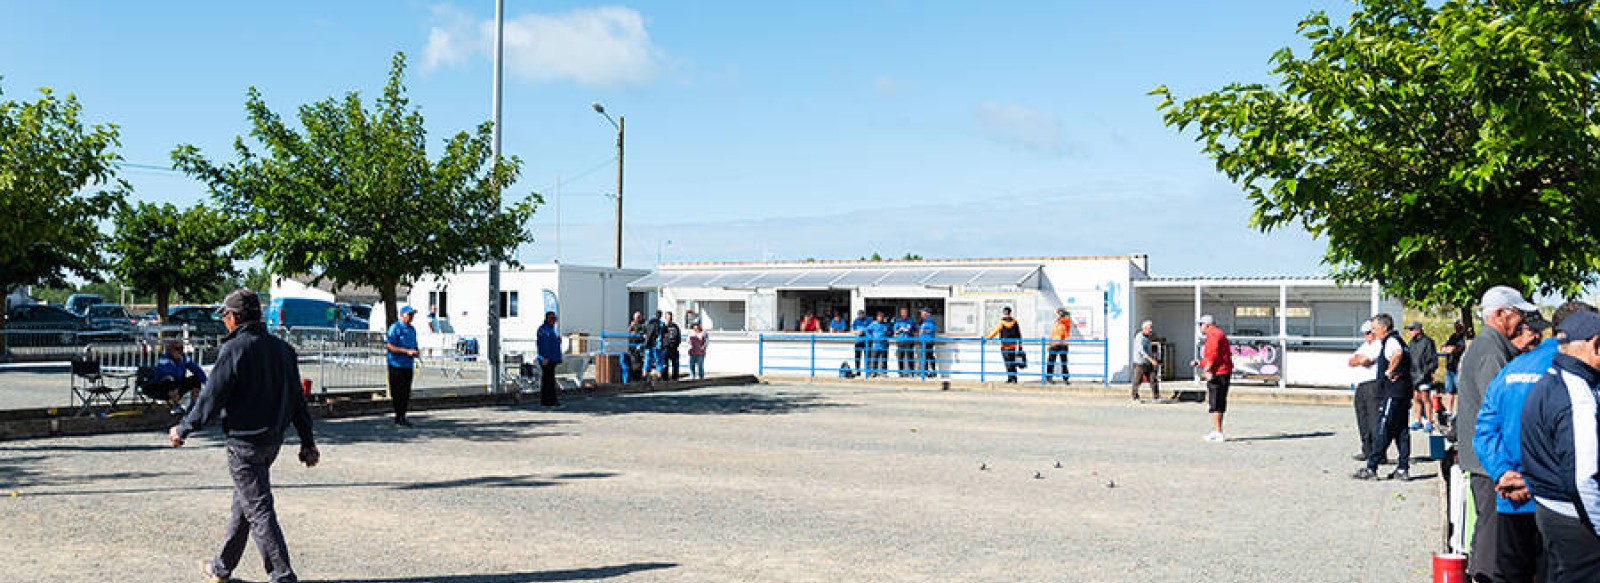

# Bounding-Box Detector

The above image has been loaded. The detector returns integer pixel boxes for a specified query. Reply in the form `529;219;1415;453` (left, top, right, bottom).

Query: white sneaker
1204;431;1226;442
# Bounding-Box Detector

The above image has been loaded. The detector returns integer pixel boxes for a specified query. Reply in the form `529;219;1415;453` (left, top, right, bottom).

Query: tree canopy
108;201;239;321
0;81;125;321
173;53;541;326
1154;0;1600;319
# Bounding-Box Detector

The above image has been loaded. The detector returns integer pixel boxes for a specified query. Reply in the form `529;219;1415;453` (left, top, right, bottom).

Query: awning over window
629;266;1041;290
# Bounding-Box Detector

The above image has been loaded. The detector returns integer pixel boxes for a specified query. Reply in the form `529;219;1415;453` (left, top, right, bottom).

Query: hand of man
299;444;320;468
168;426;185;448
1497;471;1530;501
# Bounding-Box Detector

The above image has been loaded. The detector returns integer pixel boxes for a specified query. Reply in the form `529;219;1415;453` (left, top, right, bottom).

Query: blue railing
755;334;1110;386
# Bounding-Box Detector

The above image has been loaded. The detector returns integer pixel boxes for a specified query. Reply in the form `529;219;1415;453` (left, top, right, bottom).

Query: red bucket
300;378;313;398
1432;553;1467;583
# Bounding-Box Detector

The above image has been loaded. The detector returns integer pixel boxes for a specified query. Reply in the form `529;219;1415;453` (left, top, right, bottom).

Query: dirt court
0;382;1436;582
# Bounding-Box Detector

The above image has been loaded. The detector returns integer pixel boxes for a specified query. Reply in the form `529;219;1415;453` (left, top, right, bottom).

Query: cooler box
1429;434;1448;460
595;353;622;384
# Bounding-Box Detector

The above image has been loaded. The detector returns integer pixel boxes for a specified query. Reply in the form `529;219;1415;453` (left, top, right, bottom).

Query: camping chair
70;355;127;416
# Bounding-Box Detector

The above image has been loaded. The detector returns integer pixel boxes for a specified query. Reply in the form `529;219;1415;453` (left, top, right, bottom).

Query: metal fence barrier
756;334;1110;386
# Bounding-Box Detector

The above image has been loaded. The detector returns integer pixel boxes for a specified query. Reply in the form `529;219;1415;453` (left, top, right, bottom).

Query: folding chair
70;355;127;416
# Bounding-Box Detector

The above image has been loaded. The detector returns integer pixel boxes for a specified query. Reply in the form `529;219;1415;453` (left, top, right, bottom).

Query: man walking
1519;310;1600;583
1049;308;1073;385
1460;285;1537;580
170;289;318;583
986;307;1024;384
1353;314;1415;481
384;305;421;427
1130;320;1160;400
1407;322;1440;432
1476;302;1588;582
535;311;562;406
1190;315;1233;442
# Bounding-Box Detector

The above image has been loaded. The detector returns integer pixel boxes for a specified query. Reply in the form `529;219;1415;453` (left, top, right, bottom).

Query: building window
428;291;449;318
499;291;519;318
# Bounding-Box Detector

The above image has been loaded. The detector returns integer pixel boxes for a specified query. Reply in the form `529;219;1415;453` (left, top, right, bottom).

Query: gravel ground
0;382;1436;583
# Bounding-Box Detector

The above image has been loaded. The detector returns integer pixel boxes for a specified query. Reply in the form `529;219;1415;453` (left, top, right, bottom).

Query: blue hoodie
536;321;563;365
892;316;915;339
866;319;890;350
1474;338;1556;514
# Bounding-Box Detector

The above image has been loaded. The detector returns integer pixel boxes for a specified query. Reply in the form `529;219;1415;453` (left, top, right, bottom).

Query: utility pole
487;0;505;394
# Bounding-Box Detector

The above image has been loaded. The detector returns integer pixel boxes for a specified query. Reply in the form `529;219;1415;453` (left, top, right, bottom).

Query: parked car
3;304;90;345
65;293;104;316
163;305;228;337
85;304;135;330
268;297;364;331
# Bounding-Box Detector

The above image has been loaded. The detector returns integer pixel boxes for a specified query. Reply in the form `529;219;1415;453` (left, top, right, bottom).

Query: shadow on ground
313;414;577;445
1229;431;1336;442
303;562;678;582
8;469;619;498
563;391;850;416
0;452;179;490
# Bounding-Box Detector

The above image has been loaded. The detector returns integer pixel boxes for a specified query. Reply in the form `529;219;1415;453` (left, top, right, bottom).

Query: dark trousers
897;342;916;376
871;347;888;376
387;366;413;423
1353;381;1379;459
1537;505;1600;583
1366;395;1411;471
212;439;296;583
1000;347;1020;382
1047;345;1070;382
1473;475;1503;578
1132;362;1159;399
920;340;937;377
661;348;680;380
141;375;202;402
540;362;559;406
1494;511;1545;583
854;343;866;374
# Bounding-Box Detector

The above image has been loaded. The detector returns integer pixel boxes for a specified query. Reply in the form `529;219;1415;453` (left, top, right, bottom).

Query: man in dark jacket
536;311;562;406
170;289;317;583
659;311;682;380
1520;310;1600;583
1354;313;1414;481
642;310;663;378
1407;322;1439;432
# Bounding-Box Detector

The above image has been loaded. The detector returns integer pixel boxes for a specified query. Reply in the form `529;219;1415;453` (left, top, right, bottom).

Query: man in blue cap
385;305;421;426
1521;308;1600;582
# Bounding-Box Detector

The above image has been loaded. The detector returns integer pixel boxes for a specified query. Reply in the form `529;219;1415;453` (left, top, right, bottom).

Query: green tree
108;201;239;321
1153;0;1600;324
173;53;540;326
0;81;125;355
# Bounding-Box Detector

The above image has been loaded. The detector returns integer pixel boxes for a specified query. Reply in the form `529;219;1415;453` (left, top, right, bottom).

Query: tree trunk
381;276;399;329
156;288;172;327
1459;305;1476;338
0;299;9;362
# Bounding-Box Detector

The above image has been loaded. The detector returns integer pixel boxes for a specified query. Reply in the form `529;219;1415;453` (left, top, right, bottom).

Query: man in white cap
1190;315;1233;441
1348;321;1384;463
1459;285;1537;579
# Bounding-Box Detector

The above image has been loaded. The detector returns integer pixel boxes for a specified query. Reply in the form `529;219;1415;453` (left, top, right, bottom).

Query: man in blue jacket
1522;309;1600;583
384;305;421;426
851;310;872;376
867;312;891;378
1476;303;1586;582
892;308;916;377
917;308;938;378
535;311;562;406
170;289;318;583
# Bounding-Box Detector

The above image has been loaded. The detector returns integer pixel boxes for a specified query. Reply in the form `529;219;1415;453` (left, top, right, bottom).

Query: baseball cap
919;307;931;314
1524;311;1552;332
1002;307;1012;314
1481;285;1537;315
219;288;262;318
1557;310;1600;343
1198;315;1215;326
1405;322;1423;331
1359;321;1373;334
399;305;417;316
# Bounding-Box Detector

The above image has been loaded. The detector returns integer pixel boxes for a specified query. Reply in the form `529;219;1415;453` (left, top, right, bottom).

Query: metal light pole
592;103;624;269
487;0;505;394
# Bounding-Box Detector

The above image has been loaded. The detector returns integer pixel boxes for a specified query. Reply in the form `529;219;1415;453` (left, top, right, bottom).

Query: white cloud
974;102;1071;156
423;5;663;86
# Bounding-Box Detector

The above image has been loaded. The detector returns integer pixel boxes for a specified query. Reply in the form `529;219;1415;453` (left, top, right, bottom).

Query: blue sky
2;1;1351;276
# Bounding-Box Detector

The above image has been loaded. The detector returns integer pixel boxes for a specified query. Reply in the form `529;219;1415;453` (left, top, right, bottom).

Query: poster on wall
1229;341;1283;382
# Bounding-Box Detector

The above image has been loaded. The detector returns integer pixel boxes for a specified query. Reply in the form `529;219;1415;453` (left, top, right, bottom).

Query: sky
1;1;1355;277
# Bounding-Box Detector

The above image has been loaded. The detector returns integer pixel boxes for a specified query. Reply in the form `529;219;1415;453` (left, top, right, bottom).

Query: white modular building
628;256;1400;387
402;263;650;346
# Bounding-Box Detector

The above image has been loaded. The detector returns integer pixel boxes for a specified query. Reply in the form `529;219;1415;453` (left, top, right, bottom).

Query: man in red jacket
1190;315;1234;442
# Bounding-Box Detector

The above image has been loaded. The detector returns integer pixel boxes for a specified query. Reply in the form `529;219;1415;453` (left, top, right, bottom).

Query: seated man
141;339;206;415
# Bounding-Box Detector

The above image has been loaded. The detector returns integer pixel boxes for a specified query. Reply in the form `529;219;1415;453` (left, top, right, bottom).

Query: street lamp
592;102;624;269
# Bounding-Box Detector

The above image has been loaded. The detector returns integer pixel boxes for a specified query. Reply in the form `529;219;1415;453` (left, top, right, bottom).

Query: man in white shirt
1348;321;1385;462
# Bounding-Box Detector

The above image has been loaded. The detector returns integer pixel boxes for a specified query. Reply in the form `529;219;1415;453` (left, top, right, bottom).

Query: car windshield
88;306;127;318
